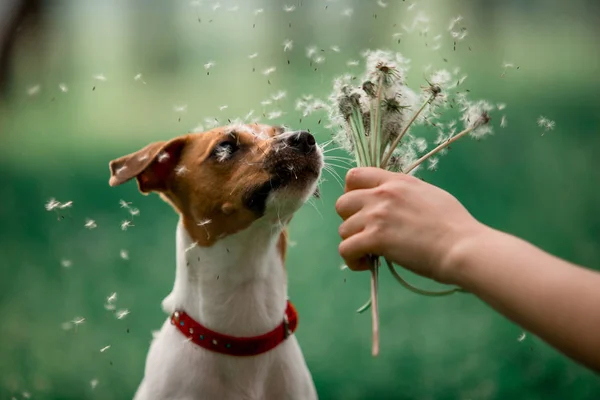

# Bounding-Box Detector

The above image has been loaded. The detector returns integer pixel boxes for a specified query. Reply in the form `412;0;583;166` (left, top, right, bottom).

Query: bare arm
335;167;600;373
447;228;600;373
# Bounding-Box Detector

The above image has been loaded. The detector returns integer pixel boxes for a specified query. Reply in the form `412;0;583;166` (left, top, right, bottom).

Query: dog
108;124;322;400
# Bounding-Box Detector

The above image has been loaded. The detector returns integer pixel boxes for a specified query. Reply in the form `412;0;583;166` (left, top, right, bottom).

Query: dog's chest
136;320;315;400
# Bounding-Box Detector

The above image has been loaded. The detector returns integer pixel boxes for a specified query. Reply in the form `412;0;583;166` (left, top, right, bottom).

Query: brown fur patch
108;124;287;247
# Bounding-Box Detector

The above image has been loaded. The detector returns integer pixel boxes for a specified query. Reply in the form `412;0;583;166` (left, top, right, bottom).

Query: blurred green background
1;0;599;399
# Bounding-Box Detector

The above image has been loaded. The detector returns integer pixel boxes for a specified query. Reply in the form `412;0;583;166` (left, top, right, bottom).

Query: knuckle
346;168;360;184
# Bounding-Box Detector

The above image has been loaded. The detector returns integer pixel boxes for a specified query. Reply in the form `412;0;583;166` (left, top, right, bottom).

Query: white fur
134;189;319;400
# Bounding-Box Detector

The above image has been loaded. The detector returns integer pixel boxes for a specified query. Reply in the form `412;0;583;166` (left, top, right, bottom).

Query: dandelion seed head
462;100;494;138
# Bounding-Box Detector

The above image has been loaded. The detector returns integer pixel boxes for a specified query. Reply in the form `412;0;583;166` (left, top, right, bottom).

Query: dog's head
108;124;323;245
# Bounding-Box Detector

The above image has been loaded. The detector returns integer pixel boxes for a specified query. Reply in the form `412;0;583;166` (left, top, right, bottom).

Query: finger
345;167;392;192
338;211;366;239
338;230;380;270
335;189;370;220
346;256;371;272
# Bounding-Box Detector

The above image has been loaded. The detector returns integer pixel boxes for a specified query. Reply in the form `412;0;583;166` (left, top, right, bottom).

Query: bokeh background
1;0;600;399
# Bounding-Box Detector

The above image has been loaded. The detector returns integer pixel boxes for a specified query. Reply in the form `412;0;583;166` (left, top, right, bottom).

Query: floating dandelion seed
84;219;97;229
253;8;264;15
537;116;555;134
245;110;255;120
263;67;276;76
517;332;527;342
500;115;507;128
120;249;129;260
347;60;359;67
157;151;170;163
306;46;317;59
59;201;73;209
129;207;140;217
340;264;349;271
314;56;326;65
427;157;439;171
198;219;212;227
377;0;388;7
330;45;341;53
134;73;147;84
449;15;463;31
185;241;198;253
212;2;221;11
93;74;107;81
175;165;189;176
45;198;61;211
219;105;229;111
272;91;287;101
61;259;73;268
501;62;515;78
248;52;259;59
59;83;68;92
173;104;188;113
283;4;296;12
267;110;284;120
107;292;117;303
121;220;133;231
283;39;293;52
261;99;273;106
342;8;353;17
22;392;31;399
497;103;506;110
90;379;99;390
100;345;111;353
407;3;416;10
72;316;86;325
119;199;132;209
215;145;232;162
204;61;215;70
116;309;130;320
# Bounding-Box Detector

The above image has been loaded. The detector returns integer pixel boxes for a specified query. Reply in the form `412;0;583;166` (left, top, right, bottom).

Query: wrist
436;222;496;286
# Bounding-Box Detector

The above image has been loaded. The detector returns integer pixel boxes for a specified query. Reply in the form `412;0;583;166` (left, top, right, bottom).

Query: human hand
335;167;486;284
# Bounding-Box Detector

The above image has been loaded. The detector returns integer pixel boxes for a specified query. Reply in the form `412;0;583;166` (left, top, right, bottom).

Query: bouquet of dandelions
297;50;496;356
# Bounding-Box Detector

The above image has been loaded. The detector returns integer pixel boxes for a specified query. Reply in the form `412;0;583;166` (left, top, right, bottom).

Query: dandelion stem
404;126;473;174
370;257;380;356
385;258;466;296
381;95;435;168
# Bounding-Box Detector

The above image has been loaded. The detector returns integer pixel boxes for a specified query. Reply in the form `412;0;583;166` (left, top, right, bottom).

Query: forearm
448;227;600;372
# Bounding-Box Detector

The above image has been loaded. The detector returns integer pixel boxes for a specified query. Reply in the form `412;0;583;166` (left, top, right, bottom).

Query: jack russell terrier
108;124;322;400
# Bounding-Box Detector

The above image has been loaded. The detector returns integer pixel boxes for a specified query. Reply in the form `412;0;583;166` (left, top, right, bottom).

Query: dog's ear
108;136;188;194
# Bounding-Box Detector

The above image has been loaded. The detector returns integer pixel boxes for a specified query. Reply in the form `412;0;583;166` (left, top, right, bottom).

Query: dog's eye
211;141;239;162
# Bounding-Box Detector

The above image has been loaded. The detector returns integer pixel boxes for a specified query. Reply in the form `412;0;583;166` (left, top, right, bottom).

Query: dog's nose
286;131;316;154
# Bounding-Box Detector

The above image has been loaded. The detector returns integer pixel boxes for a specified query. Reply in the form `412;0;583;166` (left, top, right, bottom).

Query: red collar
170;300;298;357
